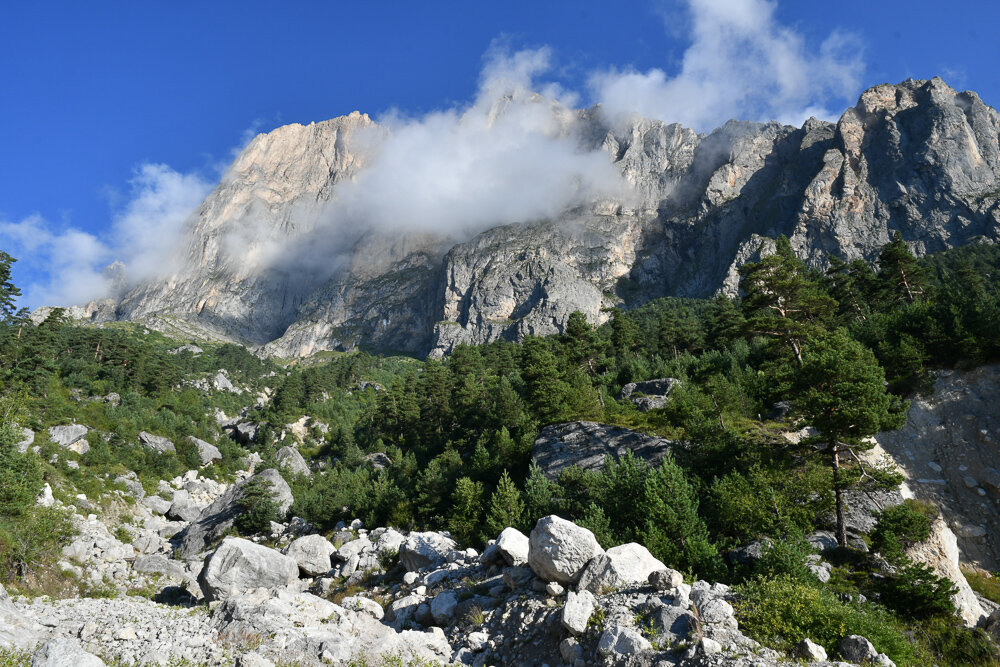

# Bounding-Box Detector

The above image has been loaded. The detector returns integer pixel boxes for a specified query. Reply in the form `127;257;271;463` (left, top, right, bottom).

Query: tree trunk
832;445;848;548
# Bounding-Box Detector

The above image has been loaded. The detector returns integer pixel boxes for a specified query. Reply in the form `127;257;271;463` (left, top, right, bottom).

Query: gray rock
228;422;260;445
502;566;534;589
188;436;222;466
138;431;175;454
198;537;299;601
648;567;684;591
577;542;665;594
839;635;879;663
48;424;89;454
36;483;54;508
400;532;457;571
430;590;458;626
133;554;189;582
283;534;336;577
619;378;681;411
275;445;311;477
795;638;828;661
597;626;651;657
341;595;385;620
143;495;172;515
495;527;529;566
651;605;696;642
561;589;595;635
166;489;201;523
15;427;34;454
176;469;293;557
531;422;673;479
31;638;106;667
527;515;603;584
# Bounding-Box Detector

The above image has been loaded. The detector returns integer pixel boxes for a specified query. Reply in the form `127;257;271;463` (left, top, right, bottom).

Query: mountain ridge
61;76;1000;358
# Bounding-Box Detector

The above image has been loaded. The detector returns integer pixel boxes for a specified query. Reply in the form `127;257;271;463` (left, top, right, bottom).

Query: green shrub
911;615;1000;666
871;500;935;562
877;561;957;620
733;575;914;665
234;477;281;535
0;505;75;582
747;537;819;584
962;568;1000;605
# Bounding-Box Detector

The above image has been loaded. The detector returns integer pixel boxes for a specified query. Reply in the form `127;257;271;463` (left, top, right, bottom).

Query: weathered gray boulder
795;638;828;661
176;469;293;557
495;527;530;566
139;431;175;454
48;424;89;454
399;532;456;571
651;606;696;642
31;638;106;667
430;590;458;626
228;422;260;445
648;567;684;591
166;488;201;522
283;534;336;577
143;495;172;515
198;537;299;601
532;422;673;479
561;589;595;634
133;554;190;583
618;378;680;411
188;436;222;466
838;635;879;663
577;542;665;594
597;626;651;657
528;515;603;584
275;445;311;477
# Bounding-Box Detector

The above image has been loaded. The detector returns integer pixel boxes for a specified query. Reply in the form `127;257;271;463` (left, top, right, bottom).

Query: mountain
83;77;1000;358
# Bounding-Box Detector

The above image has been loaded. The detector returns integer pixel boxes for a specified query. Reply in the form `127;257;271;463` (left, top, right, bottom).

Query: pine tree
739;236;836;365
640;455;721;578
0;252;23;324
449;477;485;546
791;329;907;547
485;470;525;536
877;232;930;306
610;308;640;358
522;461;556;524
520;338;569;424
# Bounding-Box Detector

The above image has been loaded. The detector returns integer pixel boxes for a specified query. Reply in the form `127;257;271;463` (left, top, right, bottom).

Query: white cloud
0;164;212;308
590;0;864;130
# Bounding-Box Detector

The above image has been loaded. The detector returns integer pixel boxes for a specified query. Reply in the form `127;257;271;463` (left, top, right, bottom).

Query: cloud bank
590;0;863;130
2;0;865;309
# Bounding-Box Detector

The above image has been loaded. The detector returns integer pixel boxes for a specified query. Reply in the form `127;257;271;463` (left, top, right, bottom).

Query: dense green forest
3;237;1000;665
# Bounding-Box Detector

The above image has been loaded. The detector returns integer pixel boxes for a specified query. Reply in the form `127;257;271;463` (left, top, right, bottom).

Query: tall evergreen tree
791;329;907;546
739;236;836;365
877;232;930;306
485;470;525;536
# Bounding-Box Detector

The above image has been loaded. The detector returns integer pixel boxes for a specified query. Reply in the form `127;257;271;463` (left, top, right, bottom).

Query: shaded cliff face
104;78;1000;357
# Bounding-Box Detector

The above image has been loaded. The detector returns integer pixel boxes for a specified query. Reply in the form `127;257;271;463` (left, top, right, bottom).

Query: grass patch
963;566;1000;605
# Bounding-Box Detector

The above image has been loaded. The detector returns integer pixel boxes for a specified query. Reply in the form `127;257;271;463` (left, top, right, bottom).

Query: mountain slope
93;77;1000;357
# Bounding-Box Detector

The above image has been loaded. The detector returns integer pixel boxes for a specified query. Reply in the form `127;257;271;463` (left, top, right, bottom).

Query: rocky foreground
1;466;907;667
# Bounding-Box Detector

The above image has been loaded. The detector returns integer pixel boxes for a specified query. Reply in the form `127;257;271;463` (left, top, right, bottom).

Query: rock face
187;436;222;466
85;78;1000;360
198;537;299;601
176;469;293;557
877;364;1000;570
48;425;90;454
528;515;603;584
275;445;311;477
618;378;681;412
532;421;673;479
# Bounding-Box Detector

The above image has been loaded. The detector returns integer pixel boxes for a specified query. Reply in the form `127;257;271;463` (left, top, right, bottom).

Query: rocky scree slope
70;77;1000;359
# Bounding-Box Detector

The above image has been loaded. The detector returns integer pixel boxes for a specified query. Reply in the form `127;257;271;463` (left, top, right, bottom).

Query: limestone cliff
87;78;1000;358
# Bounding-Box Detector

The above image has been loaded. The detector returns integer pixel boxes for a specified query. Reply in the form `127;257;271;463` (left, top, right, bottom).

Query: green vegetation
3;237;1000;661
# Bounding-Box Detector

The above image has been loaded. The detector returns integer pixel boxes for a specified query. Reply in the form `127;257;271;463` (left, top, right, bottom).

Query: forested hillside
4;237;1000;665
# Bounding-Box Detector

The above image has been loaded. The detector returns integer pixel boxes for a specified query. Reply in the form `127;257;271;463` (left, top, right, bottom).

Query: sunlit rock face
94;78;1000;358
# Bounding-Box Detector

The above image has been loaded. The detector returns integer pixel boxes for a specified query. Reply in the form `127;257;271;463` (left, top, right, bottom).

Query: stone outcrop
80;78;1000;361
176;469;293;557
48;424;90;454
532;421;674;479
198;537;299;602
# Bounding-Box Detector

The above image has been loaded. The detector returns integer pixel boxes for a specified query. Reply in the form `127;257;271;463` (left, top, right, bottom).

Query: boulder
48;424;89;454
577;542;665;593
36;483;54;508
283;534;336;577
495;527;530;566
31;638;106;667
229;422;260;445
188;436;222;466
198;537;299;602
648;567;684;591
341;595;385;620
399;532;457;571
561;590;595;634
143;495;172;515
373;528;406;555
532;422;673;479
618;378;680;411
839;635;878;663
527;515;603;584
795;638;828;661
138;431;175;454
166;489;201;523
430;590;458;626
651;606;696;642
275;445;311;477
597;626;651;657
176;469;293;557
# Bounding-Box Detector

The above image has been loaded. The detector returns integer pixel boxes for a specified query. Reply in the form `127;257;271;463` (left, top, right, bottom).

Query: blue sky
2;0;998;308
